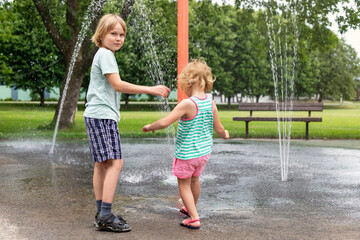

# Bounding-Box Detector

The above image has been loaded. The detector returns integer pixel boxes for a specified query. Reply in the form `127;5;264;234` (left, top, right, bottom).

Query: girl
143;59;229;229
84;14;170;232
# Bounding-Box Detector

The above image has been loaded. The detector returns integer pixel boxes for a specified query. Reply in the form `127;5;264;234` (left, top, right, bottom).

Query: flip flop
180;218;200;229
179;207;190;217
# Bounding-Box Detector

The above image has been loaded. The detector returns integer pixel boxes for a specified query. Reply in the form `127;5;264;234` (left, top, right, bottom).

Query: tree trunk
318;93;323;102
52;63;86;129
40;87;45;107
124;94;130;109
227;96;231;109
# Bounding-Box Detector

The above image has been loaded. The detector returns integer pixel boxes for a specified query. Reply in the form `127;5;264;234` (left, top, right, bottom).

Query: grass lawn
0;102;359;140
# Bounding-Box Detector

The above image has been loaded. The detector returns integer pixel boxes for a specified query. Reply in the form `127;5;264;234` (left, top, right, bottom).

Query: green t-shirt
84;48;121;122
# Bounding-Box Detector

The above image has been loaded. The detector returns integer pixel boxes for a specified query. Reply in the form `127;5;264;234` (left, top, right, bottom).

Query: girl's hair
91;14;127;47
179;58;215;93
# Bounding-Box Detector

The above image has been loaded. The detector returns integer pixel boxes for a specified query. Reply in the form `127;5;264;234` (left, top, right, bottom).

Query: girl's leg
93;161;108;201
178;177;201;227
191;176;200;206
102;159;123;203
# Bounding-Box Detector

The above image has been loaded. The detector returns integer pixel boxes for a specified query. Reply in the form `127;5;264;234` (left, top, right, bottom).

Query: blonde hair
179;58;215;93
91;14;127;47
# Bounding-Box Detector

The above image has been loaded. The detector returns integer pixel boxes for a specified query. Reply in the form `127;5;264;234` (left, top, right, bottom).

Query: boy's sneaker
94;212;127;228
95;213;131;232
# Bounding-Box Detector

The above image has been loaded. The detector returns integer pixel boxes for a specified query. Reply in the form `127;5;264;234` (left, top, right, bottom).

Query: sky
328;9;360;57
211;0;360;57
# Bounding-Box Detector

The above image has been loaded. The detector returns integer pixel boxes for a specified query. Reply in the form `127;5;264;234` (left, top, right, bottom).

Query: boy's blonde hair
179;58;215;93
91;14;127;47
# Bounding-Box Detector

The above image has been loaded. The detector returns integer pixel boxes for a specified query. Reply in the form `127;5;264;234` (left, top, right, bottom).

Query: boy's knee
109;159;123;172
95;161;108;170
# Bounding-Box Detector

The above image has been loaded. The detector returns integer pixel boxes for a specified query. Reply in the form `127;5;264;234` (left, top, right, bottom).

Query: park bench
233;102;323;139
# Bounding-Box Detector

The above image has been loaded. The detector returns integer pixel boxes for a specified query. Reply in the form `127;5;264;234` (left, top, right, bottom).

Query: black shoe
94;212;127;228
96;213;131;232
94;212;99;227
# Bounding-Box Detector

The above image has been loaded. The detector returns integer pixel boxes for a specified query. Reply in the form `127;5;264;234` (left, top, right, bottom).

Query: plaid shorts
84;117;122;163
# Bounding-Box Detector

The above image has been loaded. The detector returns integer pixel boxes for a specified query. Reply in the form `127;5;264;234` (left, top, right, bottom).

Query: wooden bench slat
233;117;322;122
237;102;323;111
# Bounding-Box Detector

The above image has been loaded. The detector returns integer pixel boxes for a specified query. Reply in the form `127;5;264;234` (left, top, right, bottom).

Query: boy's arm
143;99;193;133
106;73;170;98
213;101;229;139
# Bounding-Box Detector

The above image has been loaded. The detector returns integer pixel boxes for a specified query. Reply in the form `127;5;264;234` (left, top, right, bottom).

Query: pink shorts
172;153;211;179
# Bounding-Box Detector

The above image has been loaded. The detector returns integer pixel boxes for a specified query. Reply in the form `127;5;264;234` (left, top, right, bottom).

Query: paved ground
1;139;360;240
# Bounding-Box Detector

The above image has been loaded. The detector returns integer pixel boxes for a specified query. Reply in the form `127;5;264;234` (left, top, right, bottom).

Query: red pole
177;0;188;103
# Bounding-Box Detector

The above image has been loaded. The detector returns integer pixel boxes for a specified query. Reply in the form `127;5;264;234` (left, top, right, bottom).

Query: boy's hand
142;124;154;133
223;130;230;139
150;85;171;98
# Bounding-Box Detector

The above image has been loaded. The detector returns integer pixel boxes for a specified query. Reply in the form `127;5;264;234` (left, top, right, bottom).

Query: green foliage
1;0;359;105
0;1;15;80
336;0;360;33
235;9;271;101
315;39;360;101
0;0;65;105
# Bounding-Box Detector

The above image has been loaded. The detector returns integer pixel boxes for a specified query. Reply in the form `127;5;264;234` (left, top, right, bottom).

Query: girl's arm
213;101;229;139
143;99;194;133
106;73;170;98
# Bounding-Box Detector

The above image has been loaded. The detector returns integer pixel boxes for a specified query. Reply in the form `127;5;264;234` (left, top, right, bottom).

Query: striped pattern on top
174;96;213;160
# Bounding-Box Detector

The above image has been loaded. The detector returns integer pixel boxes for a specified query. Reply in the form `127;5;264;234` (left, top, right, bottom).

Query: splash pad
5;1;358;239
1;139;360;239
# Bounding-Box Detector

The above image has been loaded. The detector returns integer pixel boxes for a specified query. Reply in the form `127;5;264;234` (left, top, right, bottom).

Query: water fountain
129;0;178;151
264;0;299;181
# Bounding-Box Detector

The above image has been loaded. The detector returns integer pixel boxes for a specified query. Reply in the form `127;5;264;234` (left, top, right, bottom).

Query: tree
189;1;240;106
0;1;14;82
294;43;320;99
315;39;360;102
1;0;65;106
31;0;136;128
233;8;271;102
207;4;238;106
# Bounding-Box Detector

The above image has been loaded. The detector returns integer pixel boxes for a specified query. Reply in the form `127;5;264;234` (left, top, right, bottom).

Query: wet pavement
1;138;360;240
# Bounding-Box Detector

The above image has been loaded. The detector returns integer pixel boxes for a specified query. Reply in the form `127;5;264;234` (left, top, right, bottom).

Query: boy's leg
93;161;107;227
178;177;200;227
93;161;108;203
97;159;130;232
102;159;123;203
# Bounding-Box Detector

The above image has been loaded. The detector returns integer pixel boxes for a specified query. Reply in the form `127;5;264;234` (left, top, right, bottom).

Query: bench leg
306;122;309;140
245;121;249;138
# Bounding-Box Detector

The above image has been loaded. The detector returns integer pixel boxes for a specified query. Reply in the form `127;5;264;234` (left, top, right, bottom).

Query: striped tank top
174;96;213;160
